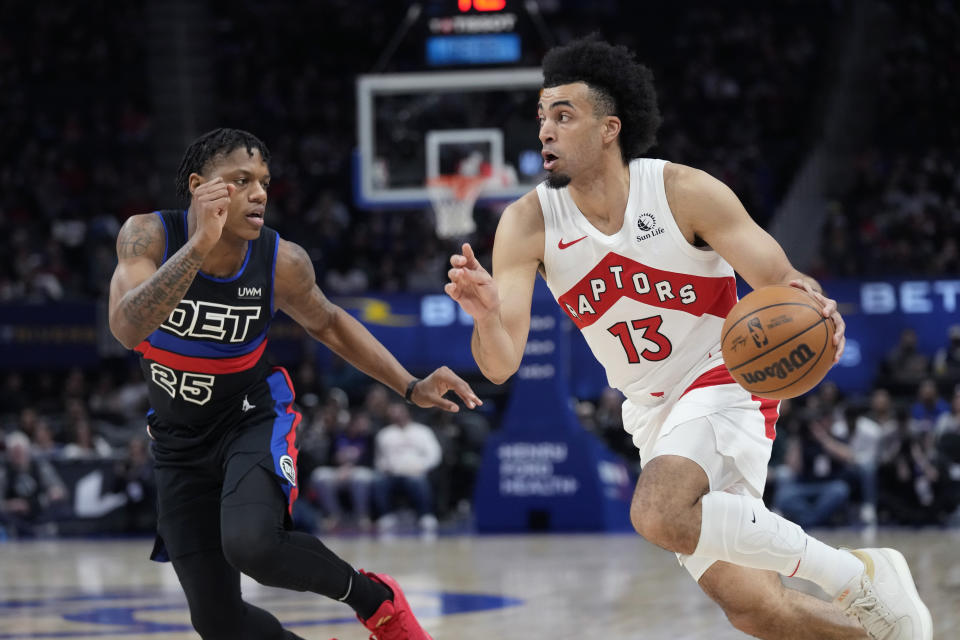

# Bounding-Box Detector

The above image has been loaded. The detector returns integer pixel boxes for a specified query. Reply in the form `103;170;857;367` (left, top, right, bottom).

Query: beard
545;172;571;189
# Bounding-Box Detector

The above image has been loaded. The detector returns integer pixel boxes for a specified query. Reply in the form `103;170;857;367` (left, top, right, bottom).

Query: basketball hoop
426;174;488;239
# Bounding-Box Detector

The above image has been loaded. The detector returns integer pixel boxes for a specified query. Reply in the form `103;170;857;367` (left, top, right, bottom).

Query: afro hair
542;35;661;161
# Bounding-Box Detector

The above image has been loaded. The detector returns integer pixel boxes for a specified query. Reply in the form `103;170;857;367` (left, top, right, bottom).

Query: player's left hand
410;366;482;412
790;279;845;364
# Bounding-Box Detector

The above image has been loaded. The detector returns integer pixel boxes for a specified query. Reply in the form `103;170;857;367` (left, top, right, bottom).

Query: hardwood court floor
0;528;957;639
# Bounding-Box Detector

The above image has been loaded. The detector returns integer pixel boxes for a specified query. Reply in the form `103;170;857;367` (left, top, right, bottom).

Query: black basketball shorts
148;367;302;562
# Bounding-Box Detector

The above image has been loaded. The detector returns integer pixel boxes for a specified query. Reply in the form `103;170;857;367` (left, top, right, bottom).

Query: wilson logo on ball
721;284;837;399
740;343;816;383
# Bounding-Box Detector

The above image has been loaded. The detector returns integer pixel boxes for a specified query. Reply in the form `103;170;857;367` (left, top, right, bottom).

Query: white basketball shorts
622;372;779;581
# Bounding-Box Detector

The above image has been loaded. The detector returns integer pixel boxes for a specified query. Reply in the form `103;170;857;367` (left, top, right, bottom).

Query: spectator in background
310;411;376;531
374;403;442;534
0;431;68;538
88;363;150;426
878;410;943;525
847;389;900;524
112;437;156;533
910;378;950;451
30;418;62;460
60;418;113;459
935;389;960;523
430;408;489;520
323;355;371;405
878;328;930;396
294;359;326;412
594;387;635;464
0;374;26;417
363;384;392;430
294;393;347;493
932;325;960;390
936;388;960;438
829;407;884;526
773;414;852;529
810;381;845;425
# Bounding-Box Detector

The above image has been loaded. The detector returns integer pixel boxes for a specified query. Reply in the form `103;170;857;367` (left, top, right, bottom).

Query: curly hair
542;35;661;161
175;128;271;203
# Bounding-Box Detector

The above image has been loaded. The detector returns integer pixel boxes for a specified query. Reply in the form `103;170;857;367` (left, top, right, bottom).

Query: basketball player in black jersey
108;128;476;640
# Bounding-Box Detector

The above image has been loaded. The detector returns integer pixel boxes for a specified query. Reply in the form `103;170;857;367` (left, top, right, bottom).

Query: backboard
354;67;545;209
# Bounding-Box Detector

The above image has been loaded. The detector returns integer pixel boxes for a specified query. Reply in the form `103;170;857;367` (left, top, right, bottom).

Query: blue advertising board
469;280;635;532
2;277;957;400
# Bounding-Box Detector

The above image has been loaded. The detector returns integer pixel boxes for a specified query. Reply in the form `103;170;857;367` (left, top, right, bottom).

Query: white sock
694;491;864;596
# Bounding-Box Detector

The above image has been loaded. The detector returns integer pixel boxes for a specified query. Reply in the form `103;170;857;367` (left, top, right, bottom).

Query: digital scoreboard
424;0;526;66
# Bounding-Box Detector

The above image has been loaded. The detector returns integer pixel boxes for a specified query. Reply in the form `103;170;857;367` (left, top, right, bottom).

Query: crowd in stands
0;2;153;303
815;2;960;277
1;0;840;302
4;321;958;538
1;2;958;537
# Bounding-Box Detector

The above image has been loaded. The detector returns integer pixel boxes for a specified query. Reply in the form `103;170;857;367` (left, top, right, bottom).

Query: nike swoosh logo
751;511;756;523
558;235;588;250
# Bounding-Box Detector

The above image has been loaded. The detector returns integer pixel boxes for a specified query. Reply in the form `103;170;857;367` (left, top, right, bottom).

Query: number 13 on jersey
607;315;673;363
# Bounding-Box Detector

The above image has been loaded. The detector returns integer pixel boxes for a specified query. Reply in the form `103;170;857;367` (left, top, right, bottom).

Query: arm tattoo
117;227;153;258
121;245;204;336
116;217;205;338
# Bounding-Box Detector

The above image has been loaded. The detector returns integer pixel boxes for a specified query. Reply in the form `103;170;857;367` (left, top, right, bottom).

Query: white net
427;175;487;239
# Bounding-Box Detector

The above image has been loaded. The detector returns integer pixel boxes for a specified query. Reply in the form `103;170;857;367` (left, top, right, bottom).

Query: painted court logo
0;587;523;636
279;454;297;486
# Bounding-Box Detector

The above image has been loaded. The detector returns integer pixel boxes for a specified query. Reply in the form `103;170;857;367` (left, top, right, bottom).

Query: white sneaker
418;514;438;532
376;513;398;533
834;548;932;640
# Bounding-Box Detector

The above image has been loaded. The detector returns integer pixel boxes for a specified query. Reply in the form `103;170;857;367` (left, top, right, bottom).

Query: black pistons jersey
136;209;279;430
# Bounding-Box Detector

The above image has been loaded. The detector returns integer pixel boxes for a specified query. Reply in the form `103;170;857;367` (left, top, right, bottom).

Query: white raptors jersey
538;158;738;407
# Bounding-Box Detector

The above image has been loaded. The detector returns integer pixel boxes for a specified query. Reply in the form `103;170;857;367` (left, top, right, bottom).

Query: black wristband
403;378;421;405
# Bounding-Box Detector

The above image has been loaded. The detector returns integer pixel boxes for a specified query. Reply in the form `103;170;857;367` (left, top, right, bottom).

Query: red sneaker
356;571;434;640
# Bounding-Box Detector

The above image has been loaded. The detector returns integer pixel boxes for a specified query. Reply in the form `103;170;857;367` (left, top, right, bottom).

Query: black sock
342;570;393;621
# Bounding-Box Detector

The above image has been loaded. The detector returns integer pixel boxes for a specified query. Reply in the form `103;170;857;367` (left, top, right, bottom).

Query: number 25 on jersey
150;363;215;405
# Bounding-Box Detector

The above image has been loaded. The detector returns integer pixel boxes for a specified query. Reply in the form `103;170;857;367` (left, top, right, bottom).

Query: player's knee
190;608;235;640
629;492;671;545
221;524;278;579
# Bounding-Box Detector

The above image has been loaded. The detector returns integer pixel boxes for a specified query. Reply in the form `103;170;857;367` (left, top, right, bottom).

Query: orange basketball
721;285;836;399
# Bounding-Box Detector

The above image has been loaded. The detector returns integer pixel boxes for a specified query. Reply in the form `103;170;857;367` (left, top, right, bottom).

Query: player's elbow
480;366;515;386
108;312;142;350
112;328;141;351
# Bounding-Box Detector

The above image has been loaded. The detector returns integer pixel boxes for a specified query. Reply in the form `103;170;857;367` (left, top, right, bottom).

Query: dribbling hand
410;366;482;412
445;243;499;321
789;279;846;363
192;177;235;252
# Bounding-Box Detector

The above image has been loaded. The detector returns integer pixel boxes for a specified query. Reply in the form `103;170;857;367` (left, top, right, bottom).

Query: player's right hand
192;177;235;251
445;243;499;321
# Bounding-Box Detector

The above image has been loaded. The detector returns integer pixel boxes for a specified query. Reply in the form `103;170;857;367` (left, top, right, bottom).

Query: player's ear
188;172;205;195
602;115;621;145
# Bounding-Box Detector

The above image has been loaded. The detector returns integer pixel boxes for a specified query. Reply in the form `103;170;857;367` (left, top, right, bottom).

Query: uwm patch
556;253;736;329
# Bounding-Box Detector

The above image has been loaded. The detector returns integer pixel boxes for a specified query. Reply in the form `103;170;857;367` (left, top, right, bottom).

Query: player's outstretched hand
790;279;845;363
410;366;482;412
445;243;499;321
192;177;235;252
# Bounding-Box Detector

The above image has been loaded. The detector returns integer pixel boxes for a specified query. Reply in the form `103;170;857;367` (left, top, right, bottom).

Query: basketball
721;285;837;399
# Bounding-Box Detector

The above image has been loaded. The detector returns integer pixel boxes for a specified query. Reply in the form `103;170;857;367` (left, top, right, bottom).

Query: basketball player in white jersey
445;36;932;640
